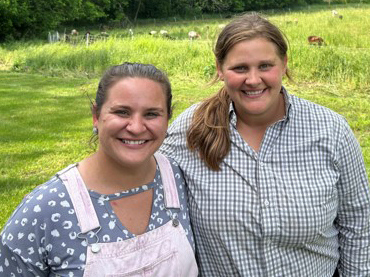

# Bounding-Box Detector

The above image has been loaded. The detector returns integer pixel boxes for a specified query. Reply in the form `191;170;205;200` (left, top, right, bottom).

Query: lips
241;89;265;96
121;139;146;145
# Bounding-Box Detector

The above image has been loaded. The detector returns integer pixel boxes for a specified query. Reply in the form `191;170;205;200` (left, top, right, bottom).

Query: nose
126;116;146;134
245;69;261;85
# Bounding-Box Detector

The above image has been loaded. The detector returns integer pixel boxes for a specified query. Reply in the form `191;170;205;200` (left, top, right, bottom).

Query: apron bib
58;153;198;277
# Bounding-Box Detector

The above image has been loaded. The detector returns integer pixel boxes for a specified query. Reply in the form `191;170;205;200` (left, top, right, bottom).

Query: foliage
2;0;365;42
0;0;130;41
2;4;370;87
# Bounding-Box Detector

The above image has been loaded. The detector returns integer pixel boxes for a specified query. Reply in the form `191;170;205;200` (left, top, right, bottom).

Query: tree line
0;0;362;41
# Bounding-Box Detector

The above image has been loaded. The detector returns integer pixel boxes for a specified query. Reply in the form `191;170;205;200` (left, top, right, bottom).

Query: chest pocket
83;220;188;277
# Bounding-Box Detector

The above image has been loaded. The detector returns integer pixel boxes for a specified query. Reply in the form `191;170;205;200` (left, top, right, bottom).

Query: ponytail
186;87;231;171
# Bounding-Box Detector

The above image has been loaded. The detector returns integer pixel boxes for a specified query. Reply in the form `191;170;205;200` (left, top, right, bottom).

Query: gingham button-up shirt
160;87;370;276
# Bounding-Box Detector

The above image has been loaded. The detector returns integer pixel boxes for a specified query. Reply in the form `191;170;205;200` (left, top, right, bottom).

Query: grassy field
1;3;370;229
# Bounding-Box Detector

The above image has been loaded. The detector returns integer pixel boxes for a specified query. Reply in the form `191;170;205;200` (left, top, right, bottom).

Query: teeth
122;140;146;145
243;89;264;95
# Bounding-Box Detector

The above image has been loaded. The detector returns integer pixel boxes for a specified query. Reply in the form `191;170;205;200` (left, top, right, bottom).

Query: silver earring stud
92;126;98;135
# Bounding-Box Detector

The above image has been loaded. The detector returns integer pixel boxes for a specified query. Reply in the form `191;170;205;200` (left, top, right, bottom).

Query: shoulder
1;169;73;239
0;172;71;258
288;94;349;131
8;176;66;220
168;103;200;132
156;154;184;180
160;104;200;157
167;157;185;178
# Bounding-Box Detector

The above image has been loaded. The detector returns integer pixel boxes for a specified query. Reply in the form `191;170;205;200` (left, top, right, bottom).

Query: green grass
1;4;370;229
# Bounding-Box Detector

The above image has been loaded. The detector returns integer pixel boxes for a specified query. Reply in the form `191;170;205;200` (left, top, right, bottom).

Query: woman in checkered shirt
160;12;370;277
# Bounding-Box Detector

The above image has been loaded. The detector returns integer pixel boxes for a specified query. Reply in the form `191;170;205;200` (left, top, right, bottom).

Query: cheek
99;116;127;131
265;68;284;83
224;73;243;87
151;120;168;136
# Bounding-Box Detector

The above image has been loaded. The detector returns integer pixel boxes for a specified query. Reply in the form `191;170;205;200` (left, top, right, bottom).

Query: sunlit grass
1;3;369;229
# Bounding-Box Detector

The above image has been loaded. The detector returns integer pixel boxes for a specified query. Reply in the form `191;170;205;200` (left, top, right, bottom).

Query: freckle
111;201;117;206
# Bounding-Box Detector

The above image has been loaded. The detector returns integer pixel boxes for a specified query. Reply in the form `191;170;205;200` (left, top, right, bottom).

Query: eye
233;66;247;73
260;63;272;70
145;112;160;118
114;109;129;116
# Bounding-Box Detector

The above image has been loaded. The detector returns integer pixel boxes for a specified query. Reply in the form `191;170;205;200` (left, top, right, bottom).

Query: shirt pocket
105;250;179;277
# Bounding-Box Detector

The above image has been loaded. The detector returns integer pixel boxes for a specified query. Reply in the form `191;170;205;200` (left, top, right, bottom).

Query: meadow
0;3;369;229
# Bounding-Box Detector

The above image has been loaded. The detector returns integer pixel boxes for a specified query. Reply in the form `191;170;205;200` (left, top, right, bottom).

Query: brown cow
307;36;325;46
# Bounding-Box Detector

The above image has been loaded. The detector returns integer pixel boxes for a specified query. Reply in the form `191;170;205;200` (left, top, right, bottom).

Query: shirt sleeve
0;237;48;276
0;196;49;277
335;119;370;276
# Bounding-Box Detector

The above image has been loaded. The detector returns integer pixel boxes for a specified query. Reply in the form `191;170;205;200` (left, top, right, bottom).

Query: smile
241;89;265;96
121;140;146;145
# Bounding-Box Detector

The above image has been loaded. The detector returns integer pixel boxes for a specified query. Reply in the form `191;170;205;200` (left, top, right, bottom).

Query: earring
92;126;98;135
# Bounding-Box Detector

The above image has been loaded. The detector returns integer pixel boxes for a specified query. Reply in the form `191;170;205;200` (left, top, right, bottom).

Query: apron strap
154;153;180;209
57;165;100;234
57;154;179;233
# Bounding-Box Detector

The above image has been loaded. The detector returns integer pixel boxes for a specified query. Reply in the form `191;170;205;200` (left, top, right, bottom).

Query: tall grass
2;37;215;80
1;4;370;86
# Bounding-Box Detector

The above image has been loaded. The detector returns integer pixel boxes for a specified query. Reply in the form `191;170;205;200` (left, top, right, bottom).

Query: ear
216;61;224;80
283;55;288;74
92;104;99;127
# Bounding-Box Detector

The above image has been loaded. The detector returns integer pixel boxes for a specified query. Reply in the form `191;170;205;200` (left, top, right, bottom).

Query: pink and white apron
59;153;198;276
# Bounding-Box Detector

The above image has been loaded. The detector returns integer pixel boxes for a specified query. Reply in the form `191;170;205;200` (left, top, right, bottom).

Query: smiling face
217;37;287;124
93;77;168;169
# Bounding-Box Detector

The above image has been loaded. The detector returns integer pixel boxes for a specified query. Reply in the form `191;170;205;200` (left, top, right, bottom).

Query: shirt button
264;200;270;206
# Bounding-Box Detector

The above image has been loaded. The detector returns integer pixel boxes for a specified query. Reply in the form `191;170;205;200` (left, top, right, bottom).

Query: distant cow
332;10;343;19
188;31;201;40
308;35;325;46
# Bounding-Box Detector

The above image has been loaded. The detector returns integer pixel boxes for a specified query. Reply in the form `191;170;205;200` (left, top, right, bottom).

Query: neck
78;152;157;194
237;93;286;129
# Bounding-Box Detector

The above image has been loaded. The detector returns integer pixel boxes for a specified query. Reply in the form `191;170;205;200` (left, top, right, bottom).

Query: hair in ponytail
187;87;230;171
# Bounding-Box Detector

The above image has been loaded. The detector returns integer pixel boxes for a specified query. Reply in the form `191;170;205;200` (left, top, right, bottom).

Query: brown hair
94;62;173;119
187;12;290;170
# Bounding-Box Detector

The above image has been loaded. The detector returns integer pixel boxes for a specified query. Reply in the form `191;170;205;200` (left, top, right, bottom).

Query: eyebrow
110;105;165;112
259;59;276;64
146;107;165;113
